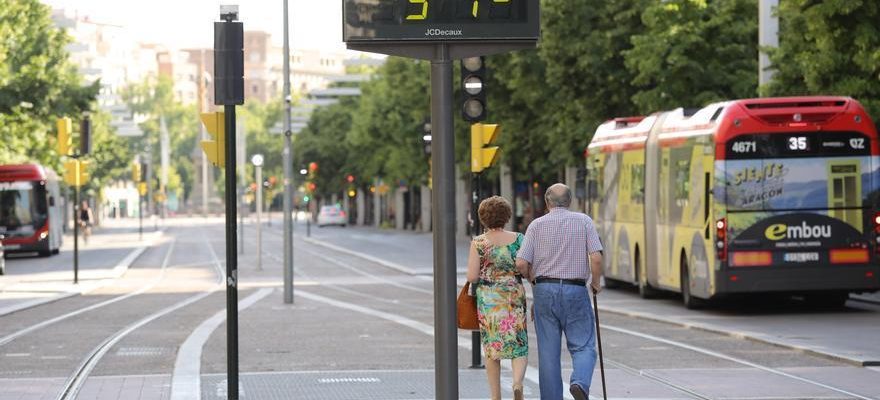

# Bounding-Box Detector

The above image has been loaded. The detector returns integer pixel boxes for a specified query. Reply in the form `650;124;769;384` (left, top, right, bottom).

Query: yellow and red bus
586;96;880;308
0;164;63;257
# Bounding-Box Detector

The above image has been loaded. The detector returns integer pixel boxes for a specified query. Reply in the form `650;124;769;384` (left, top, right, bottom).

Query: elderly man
516;183;603;400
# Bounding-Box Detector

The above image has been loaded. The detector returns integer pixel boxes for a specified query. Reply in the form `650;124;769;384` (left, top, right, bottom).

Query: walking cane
592;287;608;400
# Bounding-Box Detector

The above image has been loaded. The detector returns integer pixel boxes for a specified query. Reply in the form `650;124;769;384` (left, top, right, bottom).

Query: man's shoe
570;383;589;400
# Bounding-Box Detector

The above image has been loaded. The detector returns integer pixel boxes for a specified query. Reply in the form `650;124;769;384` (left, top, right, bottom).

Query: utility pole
198;50;209;216
282;0;295;304
759;0;779;89
253;154;264;271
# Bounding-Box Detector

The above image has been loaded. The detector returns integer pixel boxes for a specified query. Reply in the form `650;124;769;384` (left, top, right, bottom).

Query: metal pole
282;0;295;304
256;164;263;271
430;43;458;400
73;179;79;285
139;192;143;240
470;172;483;369
224;104;240;400
758;0;779;89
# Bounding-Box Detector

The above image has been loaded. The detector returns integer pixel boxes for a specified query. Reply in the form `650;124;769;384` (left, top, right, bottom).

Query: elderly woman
466;196;529;400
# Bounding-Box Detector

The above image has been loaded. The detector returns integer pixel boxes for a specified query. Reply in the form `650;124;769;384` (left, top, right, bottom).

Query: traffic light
200;112;226;167
80;115;92;155
470;123;501;173
308;162;318;174
56;117;72;156
460;57;487;122
132;162;142;182
63;160;89;187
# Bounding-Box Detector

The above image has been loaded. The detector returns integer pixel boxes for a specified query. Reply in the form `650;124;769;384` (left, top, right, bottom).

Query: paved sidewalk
298;224;880;366
0;219;163;316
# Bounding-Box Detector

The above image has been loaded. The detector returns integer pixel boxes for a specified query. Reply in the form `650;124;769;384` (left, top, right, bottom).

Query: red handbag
456;282;479;330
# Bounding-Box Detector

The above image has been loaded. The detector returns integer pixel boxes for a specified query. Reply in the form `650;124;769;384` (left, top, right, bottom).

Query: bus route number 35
731;140;756;154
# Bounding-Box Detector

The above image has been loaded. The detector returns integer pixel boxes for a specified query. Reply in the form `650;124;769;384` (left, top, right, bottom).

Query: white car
317;205;347;227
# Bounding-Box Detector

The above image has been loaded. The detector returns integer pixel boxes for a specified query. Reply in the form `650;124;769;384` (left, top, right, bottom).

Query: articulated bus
0;164;63;256
586;97;880;308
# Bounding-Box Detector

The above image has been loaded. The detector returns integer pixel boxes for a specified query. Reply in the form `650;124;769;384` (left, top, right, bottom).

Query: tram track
54;234;225;400
273;226;877;400
0;226;227;400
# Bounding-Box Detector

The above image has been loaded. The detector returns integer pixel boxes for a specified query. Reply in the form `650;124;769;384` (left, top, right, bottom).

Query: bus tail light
874;212;880;256
715;218;727;261
830;249;870;264
730;251;773;267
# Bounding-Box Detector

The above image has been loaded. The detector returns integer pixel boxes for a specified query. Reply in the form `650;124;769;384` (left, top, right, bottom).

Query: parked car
0;234;6;275
316;205;347;227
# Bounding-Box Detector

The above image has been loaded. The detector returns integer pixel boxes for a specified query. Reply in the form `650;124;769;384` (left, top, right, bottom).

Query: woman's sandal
513;385;524;400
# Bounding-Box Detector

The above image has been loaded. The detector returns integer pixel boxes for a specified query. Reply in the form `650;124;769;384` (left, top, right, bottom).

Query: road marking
302;236;420;275
298;246;433;295
170;287;274;400
602;323;874;400
0;239;177;348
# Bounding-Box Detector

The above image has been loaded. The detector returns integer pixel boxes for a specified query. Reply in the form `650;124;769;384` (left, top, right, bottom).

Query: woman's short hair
478;196;512;229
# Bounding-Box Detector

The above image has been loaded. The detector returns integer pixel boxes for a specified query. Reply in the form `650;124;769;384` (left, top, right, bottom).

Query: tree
348;57;431;186
766;0;880;118
540;0;648;164
0;0;99;168
295;98;357;199
121;76;200;202
625;0;759;113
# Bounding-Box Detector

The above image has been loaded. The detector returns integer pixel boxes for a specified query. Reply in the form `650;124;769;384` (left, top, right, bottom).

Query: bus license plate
783;252;819;263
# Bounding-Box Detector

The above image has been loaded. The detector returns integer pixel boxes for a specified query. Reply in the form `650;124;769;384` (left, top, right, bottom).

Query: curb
0;229;164;318
598;304;878;367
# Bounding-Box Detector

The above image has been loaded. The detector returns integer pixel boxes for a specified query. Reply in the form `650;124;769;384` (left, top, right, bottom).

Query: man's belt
534;277;586;286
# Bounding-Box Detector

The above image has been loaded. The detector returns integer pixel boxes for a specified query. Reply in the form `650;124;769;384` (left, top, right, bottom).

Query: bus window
630;164;645;204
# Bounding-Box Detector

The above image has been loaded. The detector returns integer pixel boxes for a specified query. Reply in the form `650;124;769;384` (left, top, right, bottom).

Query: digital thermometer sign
343;0;540;42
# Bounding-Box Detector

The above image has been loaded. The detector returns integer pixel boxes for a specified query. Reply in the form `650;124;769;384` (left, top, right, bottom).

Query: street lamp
252;154;264;271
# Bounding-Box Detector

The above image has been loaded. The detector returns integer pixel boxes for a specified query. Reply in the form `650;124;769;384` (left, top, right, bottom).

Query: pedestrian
466;196;529;400
515;183;604;400
79;200;93;243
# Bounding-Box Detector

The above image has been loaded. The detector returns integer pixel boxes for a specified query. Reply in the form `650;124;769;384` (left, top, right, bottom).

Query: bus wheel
681;255;706;309
804;292;849;309
637;249;659;299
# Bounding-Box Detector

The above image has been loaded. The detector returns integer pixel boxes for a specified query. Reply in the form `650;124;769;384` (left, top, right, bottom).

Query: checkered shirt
517;207;604;281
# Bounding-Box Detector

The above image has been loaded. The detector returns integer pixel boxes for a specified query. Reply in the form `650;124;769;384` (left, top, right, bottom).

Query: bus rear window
722;132;878;212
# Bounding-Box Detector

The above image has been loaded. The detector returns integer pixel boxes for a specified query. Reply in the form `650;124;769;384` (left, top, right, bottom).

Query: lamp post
252;154;264;271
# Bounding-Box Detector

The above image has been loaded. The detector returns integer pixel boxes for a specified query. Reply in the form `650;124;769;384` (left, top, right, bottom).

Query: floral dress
474;233;528;360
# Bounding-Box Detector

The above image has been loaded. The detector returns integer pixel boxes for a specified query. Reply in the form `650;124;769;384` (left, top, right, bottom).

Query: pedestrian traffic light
470;123;501;173
80;115;92;155
56;117;72;156
460;57;487;122
132;162;142;183
200;112;226;167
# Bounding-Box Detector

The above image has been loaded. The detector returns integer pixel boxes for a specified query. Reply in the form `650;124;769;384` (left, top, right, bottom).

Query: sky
41;0;345;51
